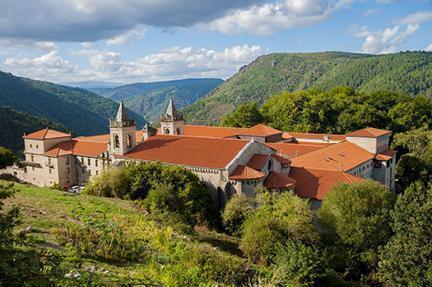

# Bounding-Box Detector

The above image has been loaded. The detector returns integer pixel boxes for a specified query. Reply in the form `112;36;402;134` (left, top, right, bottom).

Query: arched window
127;134;132;148
114;135;120;148
176;128;181;135
164;128;170;135
267;159;273;171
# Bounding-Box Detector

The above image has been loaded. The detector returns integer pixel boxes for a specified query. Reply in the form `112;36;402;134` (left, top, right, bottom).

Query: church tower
109;101;136;155
160;98;184;135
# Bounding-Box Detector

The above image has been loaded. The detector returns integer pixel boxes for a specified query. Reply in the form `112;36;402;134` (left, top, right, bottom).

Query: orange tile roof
119;135;249;169
75;131;144;144
45;140;108;158
290;167;364;200
265;143;329;159
247;154;270;170
290;141;374;172
229;165;265;180
264;172;296;189
241;124;282;136
271;154;292;165
375;149;397;161
182;125;246;138
346;127;391;138
287;132;346;141
23;128;70;140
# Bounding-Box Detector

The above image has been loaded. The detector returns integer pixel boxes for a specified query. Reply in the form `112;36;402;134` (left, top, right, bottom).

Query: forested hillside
0;71;145;151
91;78;223;122
184;51;432;124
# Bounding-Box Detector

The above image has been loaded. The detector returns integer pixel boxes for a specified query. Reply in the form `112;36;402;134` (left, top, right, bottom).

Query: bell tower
109;101;136;155
160;98;184;135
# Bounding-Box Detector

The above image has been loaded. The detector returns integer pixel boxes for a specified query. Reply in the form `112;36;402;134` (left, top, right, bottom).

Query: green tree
0;147;15;169
220;102;263;128
318;180;395;281
378;182;432;286
222;194;256;236
240;192;318;264
389;95;432;132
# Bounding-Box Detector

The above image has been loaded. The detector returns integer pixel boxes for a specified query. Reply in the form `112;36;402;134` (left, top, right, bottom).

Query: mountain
62;81;124;89
0;71;145;151
92;78;224;122
183;51;432;124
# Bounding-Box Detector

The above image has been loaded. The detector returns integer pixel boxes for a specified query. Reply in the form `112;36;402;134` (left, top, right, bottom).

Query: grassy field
3;181;246;286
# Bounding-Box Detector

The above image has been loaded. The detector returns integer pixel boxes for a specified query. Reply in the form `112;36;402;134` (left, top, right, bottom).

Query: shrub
318;180;395;281
240;192;318;264
84;168;130;198
222;194;256;236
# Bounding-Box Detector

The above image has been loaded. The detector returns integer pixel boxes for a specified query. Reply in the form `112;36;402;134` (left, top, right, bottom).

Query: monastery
8;100;396;206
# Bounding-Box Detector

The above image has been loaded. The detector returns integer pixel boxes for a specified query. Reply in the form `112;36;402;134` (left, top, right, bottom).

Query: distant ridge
0;71;145;151
92;78;224;122
183;51;432;124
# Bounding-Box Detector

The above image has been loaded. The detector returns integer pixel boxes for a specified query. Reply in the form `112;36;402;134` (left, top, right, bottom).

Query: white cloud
355;24;419;54
1;45;265;82
2;50;77;80
426;43;432;52
400;10;432;25
106;26;147;45
208;0;352;35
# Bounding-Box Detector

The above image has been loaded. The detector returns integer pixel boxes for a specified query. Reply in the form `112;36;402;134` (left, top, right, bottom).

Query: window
127;134;132;148
89;170;92;176
30;144;33;148
267;160;273;171
66;157;70;165
96;171;98;176
36;145;39;149
48;158;51;165
176;128;181;135
164;128;170;135
67;167;70;174
81;157;84;164
32;167;35;171
31;155;34;162
95;159;98;167
88;158;91;166
82;168;85;174
49;168;51;174
114;135;120;148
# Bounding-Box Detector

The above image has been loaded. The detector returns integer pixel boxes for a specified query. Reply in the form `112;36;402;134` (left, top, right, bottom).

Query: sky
0;0;431;84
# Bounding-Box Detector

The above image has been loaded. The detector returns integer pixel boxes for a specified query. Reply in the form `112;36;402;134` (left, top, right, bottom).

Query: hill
92;78;223;122
0;71;145;151
3;181;246;285
62;80;124;89
183;51;432;124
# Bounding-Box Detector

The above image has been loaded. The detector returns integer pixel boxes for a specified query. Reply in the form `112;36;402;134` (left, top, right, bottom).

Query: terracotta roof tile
247;154;270;170
287;132;346;142
241;124;282;136
182;124;281;138
290;167;364;200
45;140;108;158
290;141;374;171
229;165;265;180
119;135;249;169
23;128;70;140
346;127;391;138
375;149;397;161
264;172;296;189
265;143;329;159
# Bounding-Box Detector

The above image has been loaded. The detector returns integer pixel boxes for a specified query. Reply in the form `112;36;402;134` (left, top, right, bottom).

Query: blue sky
0;0;431;83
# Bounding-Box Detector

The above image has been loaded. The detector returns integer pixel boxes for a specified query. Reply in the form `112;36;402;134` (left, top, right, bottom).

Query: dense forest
90;78;223;122
0;71;145;151
184;51;432;124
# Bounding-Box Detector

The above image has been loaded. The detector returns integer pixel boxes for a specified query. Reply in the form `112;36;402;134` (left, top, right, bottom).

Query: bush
240;192;318;264
84;167;130;198
222;194;256;236
268;240;325;287
318;180;395;281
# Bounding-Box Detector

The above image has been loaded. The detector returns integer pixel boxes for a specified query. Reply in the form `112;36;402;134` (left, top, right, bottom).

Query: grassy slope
183;51;432;124
4;181;242;285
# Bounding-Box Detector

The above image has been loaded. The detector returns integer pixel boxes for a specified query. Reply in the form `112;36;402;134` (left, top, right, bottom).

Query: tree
378;182;432;286
318;180;395;281
0;147;15;169
222;194;256;236
388;95;432;132
220;102;263;128
240;192;318;264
